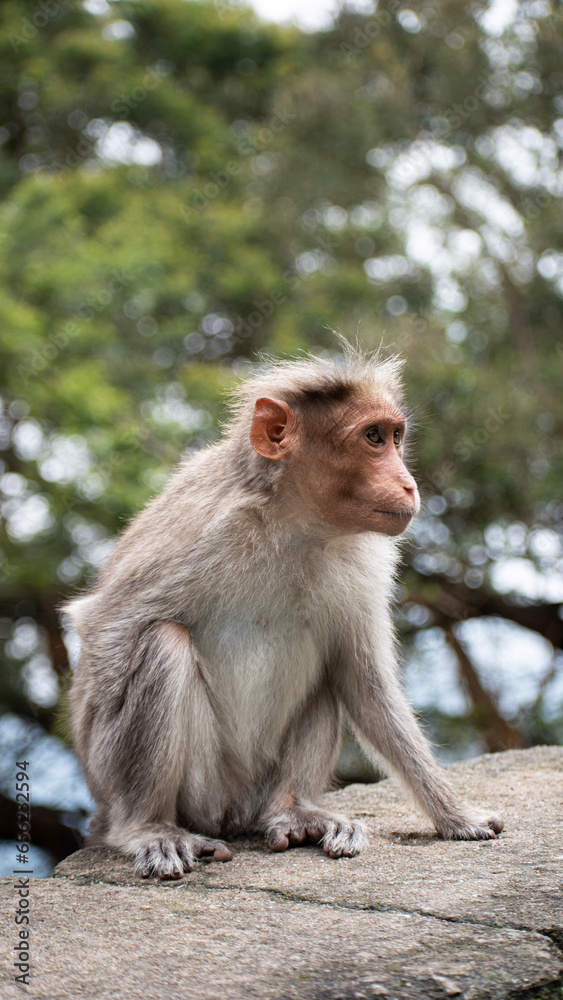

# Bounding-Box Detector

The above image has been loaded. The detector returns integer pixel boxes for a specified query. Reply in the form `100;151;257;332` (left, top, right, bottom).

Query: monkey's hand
435;813;504;841
126;825;233;879
266;805;367;858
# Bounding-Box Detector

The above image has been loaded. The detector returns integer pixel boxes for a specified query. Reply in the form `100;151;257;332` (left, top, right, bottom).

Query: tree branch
409;576;563;649
444;626;523;752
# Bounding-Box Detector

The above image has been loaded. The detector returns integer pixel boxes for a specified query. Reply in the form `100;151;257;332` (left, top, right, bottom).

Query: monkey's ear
249;397;297;460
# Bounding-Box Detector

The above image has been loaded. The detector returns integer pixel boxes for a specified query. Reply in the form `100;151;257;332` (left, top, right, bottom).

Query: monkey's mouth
373;509;414;518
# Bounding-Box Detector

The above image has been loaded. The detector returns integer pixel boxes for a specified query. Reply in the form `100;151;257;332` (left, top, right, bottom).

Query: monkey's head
246;351;420;537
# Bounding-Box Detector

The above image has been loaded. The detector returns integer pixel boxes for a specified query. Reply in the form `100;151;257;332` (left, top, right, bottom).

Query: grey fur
66;347;502;879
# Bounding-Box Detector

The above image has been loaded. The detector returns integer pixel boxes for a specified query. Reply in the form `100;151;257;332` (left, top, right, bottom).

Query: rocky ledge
0;746;561;999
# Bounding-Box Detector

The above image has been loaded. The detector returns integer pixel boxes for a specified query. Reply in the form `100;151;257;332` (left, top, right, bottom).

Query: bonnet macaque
67;345;502;878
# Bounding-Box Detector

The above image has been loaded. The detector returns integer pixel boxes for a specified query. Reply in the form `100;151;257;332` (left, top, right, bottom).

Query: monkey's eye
366;426;384;445
393;429;402;446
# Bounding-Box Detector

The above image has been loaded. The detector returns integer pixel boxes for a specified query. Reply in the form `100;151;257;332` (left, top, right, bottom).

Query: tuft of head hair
226;338;405;433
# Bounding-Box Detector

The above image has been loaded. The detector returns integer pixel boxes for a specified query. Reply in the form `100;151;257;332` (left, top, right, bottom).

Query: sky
84;0;521;40
246;0;517;34
248;0;340;31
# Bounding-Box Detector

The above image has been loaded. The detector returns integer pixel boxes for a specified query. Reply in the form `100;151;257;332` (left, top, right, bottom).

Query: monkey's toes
134;830;232;879
214;844;233;862
137;843;185;879
268;831;289;852
154;852;185;879
267;811;366;856
268;822;310;852
161;867;183;880
193;837;233;863
488;816;504;835
268;824;291;851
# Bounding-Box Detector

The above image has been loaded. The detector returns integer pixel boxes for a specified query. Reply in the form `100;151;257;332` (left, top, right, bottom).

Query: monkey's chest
193;608;324;754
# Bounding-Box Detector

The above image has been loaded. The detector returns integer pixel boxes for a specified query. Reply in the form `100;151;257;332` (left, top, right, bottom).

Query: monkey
65;343;503;880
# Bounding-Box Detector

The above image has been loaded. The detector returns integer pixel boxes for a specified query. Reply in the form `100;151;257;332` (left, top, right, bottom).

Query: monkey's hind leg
262;686;367;859
78;620;232;879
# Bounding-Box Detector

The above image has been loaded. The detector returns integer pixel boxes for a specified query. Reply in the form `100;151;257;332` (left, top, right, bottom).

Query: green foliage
0;0;561;762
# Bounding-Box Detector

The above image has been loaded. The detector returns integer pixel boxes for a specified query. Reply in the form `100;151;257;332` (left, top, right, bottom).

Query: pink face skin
249;396;420;536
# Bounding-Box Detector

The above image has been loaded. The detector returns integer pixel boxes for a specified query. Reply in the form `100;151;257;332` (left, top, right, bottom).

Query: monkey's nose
403;482;420;512
399;467;418;495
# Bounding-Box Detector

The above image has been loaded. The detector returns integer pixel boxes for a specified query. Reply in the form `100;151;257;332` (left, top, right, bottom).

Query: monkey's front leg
339;653;503;841
78;620;232;879
266;803;367;857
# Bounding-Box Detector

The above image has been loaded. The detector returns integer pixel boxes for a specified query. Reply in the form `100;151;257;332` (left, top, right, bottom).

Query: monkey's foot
437;814;504;841
125;825;233;879
266;806;367;858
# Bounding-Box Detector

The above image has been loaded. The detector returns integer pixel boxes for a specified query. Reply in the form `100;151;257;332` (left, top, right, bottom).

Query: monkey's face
292;399;420;536
250;395;420;537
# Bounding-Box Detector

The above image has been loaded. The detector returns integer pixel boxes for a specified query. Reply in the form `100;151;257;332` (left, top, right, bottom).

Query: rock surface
0;746;561;999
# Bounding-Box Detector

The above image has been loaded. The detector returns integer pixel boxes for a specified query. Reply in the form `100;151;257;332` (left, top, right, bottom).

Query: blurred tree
0;0;562;860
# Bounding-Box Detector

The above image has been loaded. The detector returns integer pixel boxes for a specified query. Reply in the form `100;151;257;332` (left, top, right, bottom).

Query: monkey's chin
370;510;415;536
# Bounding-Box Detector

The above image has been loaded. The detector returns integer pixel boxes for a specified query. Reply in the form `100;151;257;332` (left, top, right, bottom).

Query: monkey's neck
257;488;353;548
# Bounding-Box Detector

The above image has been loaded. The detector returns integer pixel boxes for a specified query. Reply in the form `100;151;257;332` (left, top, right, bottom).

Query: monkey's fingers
268;825;290;851
466;821;501;841
321;822;339;857
214;845;234;861
322;821;366;858
206;843;233;862
288;827;308;847
441;814;504;840
488;816;504;835
305;825;323;844
192;837;233;862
